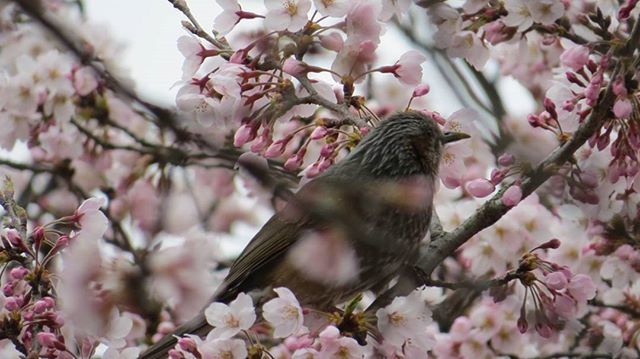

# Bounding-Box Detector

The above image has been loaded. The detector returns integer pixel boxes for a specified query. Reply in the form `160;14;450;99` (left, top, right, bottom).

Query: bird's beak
441;132;471;144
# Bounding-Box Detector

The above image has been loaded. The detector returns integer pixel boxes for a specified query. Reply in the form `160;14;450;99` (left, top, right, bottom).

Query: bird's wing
212;180;330;301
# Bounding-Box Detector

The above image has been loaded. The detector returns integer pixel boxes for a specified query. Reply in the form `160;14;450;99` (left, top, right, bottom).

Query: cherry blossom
204;293;256;339
262;287;305;338
312;0;350;17
264;0;311;32
199;338;247;359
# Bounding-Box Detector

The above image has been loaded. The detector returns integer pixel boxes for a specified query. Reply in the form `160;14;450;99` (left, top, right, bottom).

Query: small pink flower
613;98;632;119
501;184;522;206
204;293;256;339
312;0;350;17
560;45;589;71
214;0;241;35
465;178;495;198
484;20;509;45
544;271;567;290
262;287;304;338
264;0;311;32
388;50;427;86
567;274;596;301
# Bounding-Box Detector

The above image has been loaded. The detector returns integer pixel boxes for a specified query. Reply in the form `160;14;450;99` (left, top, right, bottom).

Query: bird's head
349;111;469;177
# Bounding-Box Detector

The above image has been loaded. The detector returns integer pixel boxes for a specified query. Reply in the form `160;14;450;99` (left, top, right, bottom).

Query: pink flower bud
465;178;495;198
310;126;328;140
33;300;49;314
543;97;557;119
5;296;20;311
535;323;553;338
178;337;198;353
320;143;336;157
9;267;28;280
282;58;307;76
497;153;515;166
562;99;575;112
490;169;506;185
250;129;271;153
284;149;306;171
612;76;627;96
501;184;522;206
5;228;22;246
305;162;322;178
560;45;589;71
517;316;528;333
264;139;288;158
320;32;344;52
233;123;256;147
412;84;430;97
37;332;59;348
613;98;632;119
527;114;543;128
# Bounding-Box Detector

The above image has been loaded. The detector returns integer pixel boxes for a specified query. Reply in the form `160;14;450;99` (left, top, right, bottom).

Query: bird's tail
139;312;210;359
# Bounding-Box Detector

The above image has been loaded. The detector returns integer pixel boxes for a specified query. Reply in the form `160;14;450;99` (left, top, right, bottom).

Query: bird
141;110;469;358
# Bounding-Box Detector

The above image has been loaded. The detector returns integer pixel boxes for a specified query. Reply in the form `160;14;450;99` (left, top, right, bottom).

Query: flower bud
412;84;430;97
501;184;522;206
233;123;256;147
310;126;328;140
497;153;515;166
465;178;495;198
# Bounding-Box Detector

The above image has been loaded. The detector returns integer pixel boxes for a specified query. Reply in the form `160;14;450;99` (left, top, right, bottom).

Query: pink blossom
264;0;311;32
73;66;99;95
376;289;434;348
484;20;509;45
74;197;109;240
447;31;489;70
262;287;304;338
545;271;568;290
204;293;256;339
528;0;564;25
379;0;412;21
392;50;426;86
465;178;495;198
613;98;632;119
560;45;590;71
318;326;367;358
312;0;350;17
567;274;596;301
213;0;241;35
320;32;344;52
501;184;523;206
199;338;247;359
37;332;60;349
